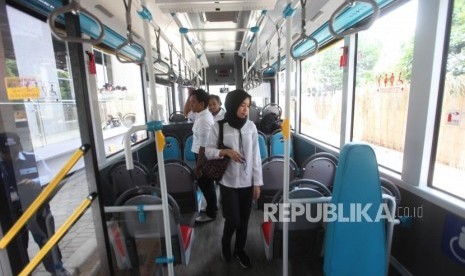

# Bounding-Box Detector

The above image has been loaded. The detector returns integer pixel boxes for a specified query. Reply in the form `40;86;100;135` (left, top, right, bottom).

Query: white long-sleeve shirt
212;108;225;122
205;120;263;188
191;108;214;154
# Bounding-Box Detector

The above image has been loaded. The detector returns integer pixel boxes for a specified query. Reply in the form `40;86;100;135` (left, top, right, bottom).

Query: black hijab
224;89;251;130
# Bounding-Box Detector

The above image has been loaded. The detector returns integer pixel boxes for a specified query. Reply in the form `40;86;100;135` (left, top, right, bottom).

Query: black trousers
16;203;62;273
220;184;253;252
195;153;218;218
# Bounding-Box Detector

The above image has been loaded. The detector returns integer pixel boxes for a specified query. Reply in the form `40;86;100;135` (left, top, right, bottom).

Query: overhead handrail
48;0;105;45
115;0;146;64
242;0;300;79
131;1;202;81
329;0;380;39
0;145;90;250
19;193;97;276
290;0;319;60
153;28;172;74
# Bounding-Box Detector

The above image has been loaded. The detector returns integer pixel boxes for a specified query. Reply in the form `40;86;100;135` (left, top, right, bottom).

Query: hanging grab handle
153;29;171;74
116;0;146;64
290;0;319;60
48;0;105;45
328;0;380;39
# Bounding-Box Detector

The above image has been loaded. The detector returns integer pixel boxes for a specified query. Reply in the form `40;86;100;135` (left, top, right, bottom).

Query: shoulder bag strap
217;120;225;148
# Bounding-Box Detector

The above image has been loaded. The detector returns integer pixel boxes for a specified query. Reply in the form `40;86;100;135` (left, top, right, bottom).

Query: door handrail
18;193;97;276
0;145;90;250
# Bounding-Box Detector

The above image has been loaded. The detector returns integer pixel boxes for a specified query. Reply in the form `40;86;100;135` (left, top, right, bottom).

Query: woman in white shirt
208;94;225;121
205;90;263;268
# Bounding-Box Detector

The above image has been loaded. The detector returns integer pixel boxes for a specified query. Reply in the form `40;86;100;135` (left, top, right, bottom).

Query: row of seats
259;152;338;209
163;133;196;168
260;143;401;276
107;161;198;270
163;129;293;169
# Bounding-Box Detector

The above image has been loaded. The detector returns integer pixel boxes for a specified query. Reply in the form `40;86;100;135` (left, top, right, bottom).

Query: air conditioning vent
157;0;277;13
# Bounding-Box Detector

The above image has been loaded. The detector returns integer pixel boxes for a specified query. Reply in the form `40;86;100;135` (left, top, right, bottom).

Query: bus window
432;0;465;200
353;0;418;172
300;40;344;147
94;49;147;156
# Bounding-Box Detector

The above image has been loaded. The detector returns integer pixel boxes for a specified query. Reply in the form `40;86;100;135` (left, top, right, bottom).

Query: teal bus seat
183;133;196;169
270;130;293;158
258;131;268;161
323;142;386;276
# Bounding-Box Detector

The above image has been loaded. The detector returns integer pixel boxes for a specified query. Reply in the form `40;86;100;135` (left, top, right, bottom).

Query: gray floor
172;208;324;276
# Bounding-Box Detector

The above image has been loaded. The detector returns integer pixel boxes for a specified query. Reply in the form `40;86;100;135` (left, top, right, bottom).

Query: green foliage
6;59;18;77
447;0;465;76
58;70;73;100
395;38;414;81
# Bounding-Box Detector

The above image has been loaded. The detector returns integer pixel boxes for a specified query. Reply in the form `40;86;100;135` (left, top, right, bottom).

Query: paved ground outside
27;169;98;275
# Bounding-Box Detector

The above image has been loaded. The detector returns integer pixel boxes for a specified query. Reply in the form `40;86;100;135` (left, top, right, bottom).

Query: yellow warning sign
4;77;40;100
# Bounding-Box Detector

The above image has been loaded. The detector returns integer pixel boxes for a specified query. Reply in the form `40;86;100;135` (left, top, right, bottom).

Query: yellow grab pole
19;193;97;276
0;144;90;250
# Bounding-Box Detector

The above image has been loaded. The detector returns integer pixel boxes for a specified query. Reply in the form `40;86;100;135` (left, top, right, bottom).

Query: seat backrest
248;104;261;124
164;134;182;160
324;143;386;276
258;156;298;209
109;161;151;202
182;133;196;169
270;130;293;158
305;152;338;165
116;186;190;265
301;157;337;189
257;131;268;161
153;160;197;214
266;180;330;259
169;111;188;123
261;103;282;118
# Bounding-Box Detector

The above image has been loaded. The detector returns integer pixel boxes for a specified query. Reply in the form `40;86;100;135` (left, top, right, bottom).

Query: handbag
200;120;230;181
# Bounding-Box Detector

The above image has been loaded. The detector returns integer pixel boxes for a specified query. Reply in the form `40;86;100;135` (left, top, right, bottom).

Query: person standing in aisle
205;90;263;268
189;89;218;223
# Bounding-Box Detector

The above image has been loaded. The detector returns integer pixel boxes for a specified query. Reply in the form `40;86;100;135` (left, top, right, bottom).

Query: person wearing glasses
0;132;70;276
205;90;263;269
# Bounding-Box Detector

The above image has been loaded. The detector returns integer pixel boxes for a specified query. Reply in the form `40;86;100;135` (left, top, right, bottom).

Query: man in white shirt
189;89;217;222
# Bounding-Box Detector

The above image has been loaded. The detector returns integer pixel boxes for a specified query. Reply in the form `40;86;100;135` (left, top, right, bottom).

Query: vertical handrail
0;145;90;250
328;0;380;39
282;15;293;276
47;0;105;45
18;193;97;276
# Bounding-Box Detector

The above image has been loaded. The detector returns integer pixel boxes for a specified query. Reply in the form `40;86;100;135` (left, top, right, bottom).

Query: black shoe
233;251;251;268
221;245;231;262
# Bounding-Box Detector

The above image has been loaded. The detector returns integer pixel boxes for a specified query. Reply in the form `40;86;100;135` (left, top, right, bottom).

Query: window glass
353;0;418;171
278;69;296;128
300;40;344;147
432;0;465;199
2;6;97;273
209;84;237;109
94;49;147;155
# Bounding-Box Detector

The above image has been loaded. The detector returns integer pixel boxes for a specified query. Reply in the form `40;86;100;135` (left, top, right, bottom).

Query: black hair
209;94;222;105
190;89;210;108
0;132;23;152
